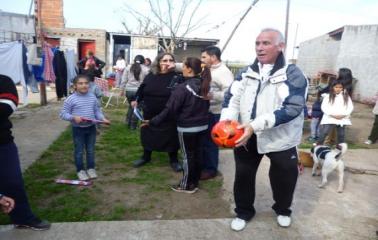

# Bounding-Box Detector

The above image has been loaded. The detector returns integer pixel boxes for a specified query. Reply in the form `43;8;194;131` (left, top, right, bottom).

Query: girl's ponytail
200;66;211;98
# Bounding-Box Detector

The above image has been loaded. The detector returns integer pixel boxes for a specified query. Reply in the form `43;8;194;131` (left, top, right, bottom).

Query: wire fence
0;30;35;44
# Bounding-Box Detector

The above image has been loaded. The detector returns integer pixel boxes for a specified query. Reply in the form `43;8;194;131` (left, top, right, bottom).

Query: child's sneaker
364;139;372;145
77;170;89;181
87;169;97;179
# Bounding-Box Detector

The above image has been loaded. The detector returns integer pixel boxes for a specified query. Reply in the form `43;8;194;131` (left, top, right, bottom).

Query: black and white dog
310;143;347;193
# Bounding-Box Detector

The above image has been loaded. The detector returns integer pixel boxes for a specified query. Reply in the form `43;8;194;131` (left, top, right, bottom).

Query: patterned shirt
60;92;105;127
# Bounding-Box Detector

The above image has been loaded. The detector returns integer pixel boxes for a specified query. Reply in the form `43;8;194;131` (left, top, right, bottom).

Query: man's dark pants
0;142;38;224
202;112;220;174
233;135;299;221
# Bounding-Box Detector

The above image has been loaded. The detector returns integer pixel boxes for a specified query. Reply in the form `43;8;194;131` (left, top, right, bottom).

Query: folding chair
94;77;116;108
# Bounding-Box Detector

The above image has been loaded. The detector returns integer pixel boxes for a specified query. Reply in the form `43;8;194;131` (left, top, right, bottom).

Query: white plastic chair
94;77;119;108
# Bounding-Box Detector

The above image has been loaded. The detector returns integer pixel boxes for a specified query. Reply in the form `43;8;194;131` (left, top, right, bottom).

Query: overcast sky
1;0;377;62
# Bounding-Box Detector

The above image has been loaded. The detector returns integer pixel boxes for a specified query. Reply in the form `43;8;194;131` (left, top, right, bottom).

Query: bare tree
119;0;204;53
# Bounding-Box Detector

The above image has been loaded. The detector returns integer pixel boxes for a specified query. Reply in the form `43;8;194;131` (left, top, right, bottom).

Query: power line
222;0;260;53
203;9;246;34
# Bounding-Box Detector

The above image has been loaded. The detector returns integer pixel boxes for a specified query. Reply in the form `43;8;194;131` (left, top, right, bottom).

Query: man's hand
235;123;254;148
140;120;150;128
131;101;138;108
0;195;15;214
73;116;82;124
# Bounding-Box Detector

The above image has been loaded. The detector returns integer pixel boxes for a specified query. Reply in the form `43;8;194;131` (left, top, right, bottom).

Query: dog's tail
335;143;348;161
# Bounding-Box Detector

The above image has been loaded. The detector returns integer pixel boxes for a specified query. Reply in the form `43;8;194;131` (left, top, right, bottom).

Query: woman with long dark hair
122;55;149;129
337;68;354;97
144;57;211;193
131;53;184;172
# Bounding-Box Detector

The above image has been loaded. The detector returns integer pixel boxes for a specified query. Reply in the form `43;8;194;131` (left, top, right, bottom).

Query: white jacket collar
243;64;288;83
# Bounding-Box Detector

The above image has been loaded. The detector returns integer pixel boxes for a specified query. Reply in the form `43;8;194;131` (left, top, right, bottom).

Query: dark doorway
113;35;131;64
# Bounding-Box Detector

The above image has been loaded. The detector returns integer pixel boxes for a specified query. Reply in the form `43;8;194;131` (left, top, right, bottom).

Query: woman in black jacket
144;57;211;193
131;53;183;172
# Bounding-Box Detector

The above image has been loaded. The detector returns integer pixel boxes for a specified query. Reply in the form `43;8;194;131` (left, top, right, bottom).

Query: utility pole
284;0;291;56
221;0;260;53
291;23;299;60
35;0;47;105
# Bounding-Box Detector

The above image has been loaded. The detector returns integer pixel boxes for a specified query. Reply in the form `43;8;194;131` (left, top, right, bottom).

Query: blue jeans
72;125;96;172
317;124;345;145
310;117;320;138
202;113;220;173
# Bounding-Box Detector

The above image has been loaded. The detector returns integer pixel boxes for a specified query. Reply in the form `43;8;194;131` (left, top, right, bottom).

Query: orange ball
211;120;244;148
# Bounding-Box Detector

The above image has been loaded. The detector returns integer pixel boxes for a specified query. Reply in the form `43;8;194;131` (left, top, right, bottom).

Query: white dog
310;143;347;193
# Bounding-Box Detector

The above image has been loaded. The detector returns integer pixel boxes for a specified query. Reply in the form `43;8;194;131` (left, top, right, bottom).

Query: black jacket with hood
150;77;209;129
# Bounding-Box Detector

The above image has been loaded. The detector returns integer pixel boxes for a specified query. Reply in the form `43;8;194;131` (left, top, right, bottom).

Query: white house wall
297;34;341;78
336;25;378;101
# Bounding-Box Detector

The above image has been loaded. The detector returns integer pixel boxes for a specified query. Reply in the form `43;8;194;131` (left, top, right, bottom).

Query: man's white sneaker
77;170;89;181
231;218;246;231
277;215;291;227
87;169;97;179
364;140;372;145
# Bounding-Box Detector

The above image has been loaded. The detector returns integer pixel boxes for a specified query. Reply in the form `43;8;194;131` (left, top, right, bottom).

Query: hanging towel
65;49;77;88
27;44;42;65
0;41;25;85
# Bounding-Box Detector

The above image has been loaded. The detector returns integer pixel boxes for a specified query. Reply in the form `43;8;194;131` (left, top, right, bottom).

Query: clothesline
0;41;77;105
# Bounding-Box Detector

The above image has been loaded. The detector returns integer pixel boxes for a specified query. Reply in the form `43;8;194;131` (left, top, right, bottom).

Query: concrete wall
336;25;378;101
297;34;340;77
0;11;35;43
174;46;205;61
43;28;107;63
297;25;378;101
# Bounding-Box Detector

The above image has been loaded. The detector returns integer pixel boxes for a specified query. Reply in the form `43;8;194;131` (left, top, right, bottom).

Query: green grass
0;103;227;224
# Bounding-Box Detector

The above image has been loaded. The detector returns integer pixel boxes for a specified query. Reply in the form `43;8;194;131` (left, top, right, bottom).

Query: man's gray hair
260;28;285;45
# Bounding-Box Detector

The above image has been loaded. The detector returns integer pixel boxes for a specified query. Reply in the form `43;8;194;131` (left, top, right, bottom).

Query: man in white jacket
200;46;234;180
221;29;308;231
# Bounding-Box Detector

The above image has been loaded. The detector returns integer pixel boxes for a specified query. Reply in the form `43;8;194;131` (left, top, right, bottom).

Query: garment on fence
65;49;77;90
27;65;39;93
42;43;56;83
53;50;68;98
32;54;45;82
0;42;25;85
26;44;41;65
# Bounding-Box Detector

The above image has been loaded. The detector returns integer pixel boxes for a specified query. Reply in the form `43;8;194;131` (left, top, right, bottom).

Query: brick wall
35;0;64;29
43;28;107;63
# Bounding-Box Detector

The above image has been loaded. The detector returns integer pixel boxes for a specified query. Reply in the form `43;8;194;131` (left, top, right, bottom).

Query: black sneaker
171;184;198;194
170;162;183;172
15;219;51;231
133;158;150;168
